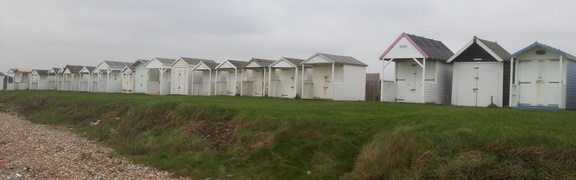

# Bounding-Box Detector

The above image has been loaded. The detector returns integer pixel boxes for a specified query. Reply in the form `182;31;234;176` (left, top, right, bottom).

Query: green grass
1;90;576;179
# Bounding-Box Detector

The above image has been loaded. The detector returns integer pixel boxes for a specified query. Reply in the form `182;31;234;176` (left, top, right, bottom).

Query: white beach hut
215;60;248;96
241;58;276;97
379;32;454;104
0;72;6;90
448;36;511;107
79;66;96;92
47;68;61;90
170;57;215;95
191;60;219;96
30;69;49;90
509;42;576;109
145;57;176;95
301;53;368;101
7;69;32;90
62;65;83;91
268;57;306;98
95;61;132;93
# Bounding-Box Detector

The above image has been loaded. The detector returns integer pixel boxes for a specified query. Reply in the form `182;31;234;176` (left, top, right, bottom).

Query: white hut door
396;61;421;103
455;63;479;106
518;60;560;107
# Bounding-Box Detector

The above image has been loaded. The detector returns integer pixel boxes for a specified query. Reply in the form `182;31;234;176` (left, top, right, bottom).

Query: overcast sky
1;0;575;75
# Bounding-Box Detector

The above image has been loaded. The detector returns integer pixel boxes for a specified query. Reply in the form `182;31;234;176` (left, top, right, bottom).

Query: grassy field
1;91;576;179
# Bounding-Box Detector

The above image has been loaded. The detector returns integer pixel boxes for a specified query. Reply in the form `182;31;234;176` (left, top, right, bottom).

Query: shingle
406;34;454;60
477;38;510;60
307;53;367;66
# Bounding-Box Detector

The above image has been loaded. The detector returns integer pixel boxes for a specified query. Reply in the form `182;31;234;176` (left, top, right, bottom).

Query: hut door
518;60;560;107
396;61;422;103
455;63;479;106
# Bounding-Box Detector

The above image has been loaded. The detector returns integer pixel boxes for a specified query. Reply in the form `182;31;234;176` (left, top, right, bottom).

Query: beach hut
0;72;5;90
121;65;134;93
191;60;219;96
7;69;32;90
301;53;367;101
132;59;150;94
47;68;61;90
215;60;248;96
145;57;176;95
448;36;511;107
56;67;65;91
268;57;306;98
379;32;454;104
62;65;83;91
78;66;96;92
30;69;49;90
170;57;215;95
241;58;276;97
509;42;576;109
95;61;132;93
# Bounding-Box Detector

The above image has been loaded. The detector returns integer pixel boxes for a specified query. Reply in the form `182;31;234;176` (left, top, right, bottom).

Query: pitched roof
270;57;306;68
32;69;49;76
192;61;220;70
10;69;33;73
178;57;217;66
49;68;61;74
447;36;510;62
132;59;150;66
304;53;368;66
65;65;84;73
153;57;177;65
509;42;576;60
243;58;276;68
103;61;133;69
0;72;5;76
379;32;454;60
216;60;248;69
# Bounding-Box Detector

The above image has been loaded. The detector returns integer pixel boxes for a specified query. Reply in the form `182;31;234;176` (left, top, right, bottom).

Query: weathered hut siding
333;65;366;101
434;61;452;104
565;60;576;109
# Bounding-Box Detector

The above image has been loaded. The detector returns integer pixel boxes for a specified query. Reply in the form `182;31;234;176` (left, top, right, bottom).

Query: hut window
474;58;482;61
536;50;546;55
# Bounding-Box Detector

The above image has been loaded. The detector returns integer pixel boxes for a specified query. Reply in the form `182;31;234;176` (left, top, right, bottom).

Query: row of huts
379;32;576;110
3;32;576;109
3;53;368;101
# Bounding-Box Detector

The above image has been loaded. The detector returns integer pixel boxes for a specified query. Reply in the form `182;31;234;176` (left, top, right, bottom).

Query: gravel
0;111;190;180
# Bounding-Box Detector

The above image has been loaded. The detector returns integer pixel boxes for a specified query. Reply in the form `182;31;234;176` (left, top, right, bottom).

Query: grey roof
305;53;368;66
448;37;511;62
132;59;150;66
0;72;5;76
124;65;135;72
194;61;220;70
225;60;248;68
284;57;305;66
477;38;510;60
179;57;216;65
65;65;84;73
33;69;49;76
48;68;61;74
104;61;132;69
405;34;454;60
84;66;97;72
243;58;276;68
154;57;177;66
